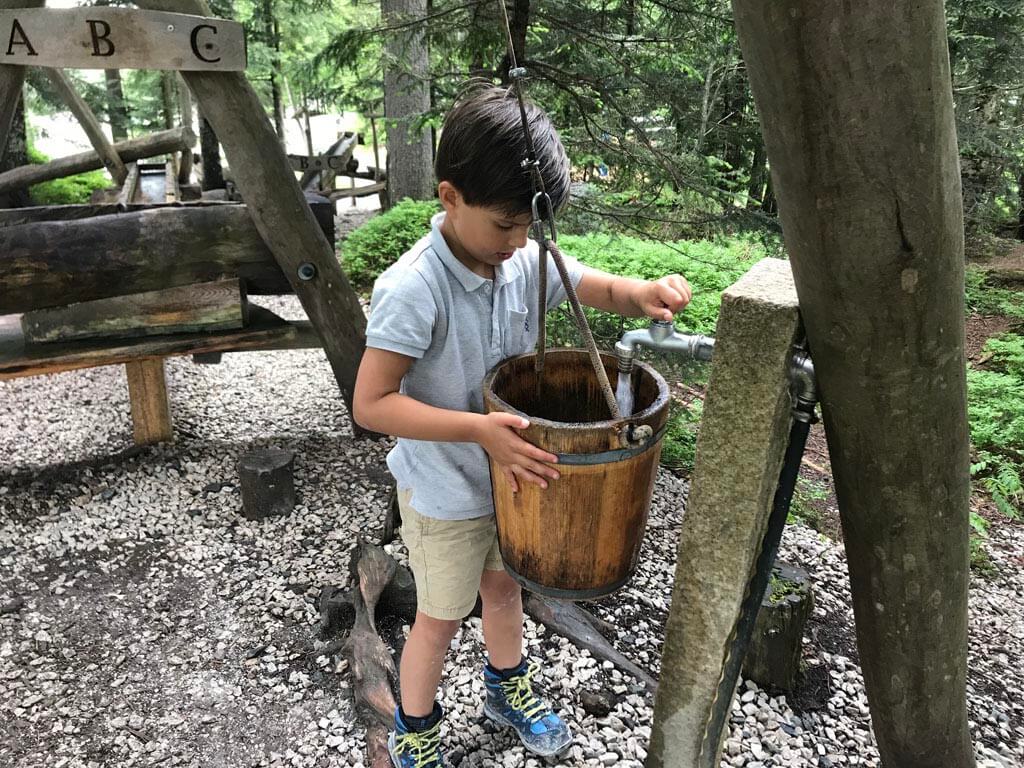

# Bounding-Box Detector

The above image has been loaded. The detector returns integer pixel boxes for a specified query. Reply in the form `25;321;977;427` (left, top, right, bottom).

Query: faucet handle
649;317;675;342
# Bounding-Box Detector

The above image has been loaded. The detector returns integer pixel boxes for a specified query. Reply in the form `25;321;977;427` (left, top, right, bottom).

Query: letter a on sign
0;8;246;70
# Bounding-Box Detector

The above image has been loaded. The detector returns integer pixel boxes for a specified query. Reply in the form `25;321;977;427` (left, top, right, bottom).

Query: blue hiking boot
388;704;445;768
483;658;572;757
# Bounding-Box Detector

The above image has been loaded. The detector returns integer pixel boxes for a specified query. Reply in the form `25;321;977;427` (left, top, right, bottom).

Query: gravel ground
1;296;1022;768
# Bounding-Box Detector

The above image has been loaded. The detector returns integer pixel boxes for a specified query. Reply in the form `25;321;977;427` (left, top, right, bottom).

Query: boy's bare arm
575;268;692;321
353;348;559;491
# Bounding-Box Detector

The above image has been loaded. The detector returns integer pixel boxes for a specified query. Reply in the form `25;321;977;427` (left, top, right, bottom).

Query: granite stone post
647;258;802;768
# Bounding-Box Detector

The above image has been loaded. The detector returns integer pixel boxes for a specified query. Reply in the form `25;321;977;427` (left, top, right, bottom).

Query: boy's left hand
634;275;692;322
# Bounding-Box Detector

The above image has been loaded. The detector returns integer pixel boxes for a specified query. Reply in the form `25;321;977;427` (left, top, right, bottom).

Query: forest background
3;0;1023;563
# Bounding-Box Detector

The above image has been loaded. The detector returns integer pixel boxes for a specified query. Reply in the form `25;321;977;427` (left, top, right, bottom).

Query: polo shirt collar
430;212;522;292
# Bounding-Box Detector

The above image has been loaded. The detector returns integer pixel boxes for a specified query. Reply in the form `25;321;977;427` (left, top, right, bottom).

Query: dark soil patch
966;314;1014;362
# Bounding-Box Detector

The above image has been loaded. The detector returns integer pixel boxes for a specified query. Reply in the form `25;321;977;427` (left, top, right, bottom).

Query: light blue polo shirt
365;212;586;520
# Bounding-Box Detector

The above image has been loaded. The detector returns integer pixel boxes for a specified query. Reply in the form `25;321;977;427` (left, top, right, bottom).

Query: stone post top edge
722;257;800;308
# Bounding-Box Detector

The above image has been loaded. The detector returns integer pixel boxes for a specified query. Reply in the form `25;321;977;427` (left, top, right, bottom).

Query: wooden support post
135;0;370;424
0;1;46;164
125;358;172;445
177;74;195;185
44;68;128;185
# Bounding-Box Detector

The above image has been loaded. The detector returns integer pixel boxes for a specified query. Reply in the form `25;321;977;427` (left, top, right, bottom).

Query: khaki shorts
397;488;505;620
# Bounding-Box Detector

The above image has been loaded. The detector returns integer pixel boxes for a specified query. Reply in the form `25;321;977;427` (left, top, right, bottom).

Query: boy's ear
438;181;462;212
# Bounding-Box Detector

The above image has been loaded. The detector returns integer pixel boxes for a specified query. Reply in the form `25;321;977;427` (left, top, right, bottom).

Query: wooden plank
326;181;386;200
164;157;180;202
287;153;356;173
44;68;127;185
0;199;334;314
115;162;141;208
0;1;45;165
0;125;193;194
0;198;231;226
136;0;369;420
0;8;246;71
0;305;320;380
125;358;172;444
21;278;248;344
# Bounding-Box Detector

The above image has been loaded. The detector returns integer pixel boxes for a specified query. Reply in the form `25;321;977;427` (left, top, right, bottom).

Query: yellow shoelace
394;721;442;764
500;660;547;722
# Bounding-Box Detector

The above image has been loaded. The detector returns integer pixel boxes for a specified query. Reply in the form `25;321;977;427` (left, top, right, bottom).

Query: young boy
352;85;691;768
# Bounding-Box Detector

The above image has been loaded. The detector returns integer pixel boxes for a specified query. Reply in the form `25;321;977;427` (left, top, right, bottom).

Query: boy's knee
415;612;461;642
480;570;521;606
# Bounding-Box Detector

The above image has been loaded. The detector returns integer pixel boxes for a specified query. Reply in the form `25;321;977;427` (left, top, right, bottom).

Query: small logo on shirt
524;317;530;333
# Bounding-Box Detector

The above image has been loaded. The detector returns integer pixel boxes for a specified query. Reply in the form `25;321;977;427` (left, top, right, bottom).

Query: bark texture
730;3;974;766
381;0;434;205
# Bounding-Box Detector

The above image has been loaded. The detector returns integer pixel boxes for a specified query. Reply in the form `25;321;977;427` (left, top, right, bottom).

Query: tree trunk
265;2;287;140
0;89;30;208
746;139;767;209
104;70;130;142
498;0;530;84
730;2;974;767
382;0;434;206
160;73;177;131
199;110;225;191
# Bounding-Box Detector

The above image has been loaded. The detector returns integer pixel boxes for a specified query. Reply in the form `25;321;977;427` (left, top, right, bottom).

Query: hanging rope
495;0;621;421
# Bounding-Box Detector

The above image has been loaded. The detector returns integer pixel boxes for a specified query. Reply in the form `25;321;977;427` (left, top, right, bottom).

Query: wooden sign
287;154;357;173
1;8;246;71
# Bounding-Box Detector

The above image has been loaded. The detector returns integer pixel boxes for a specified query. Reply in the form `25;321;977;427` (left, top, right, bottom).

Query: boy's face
438;181;533;273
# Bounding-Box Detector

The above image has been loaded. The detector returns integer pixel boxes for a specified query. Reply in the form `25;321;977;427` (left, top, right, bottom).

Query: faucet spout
615;319;715;374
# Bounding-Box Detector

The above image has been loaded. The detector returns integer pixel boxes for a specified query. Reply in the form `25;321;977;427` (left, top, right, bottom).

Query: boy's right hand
475;412;560;494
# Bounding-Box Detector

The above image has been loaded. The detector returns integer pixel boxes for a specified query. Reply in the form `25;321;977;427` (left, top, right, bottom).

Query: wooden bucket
482;349;670;599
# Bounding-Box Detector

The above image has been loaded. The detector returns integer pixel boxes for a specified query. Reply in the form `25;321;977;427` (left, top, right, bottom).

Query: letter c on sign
190;24;220;63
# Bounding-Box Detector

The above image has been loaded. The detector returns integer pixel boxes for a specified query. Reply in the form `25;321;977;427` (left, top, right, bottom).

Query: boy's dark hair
435;84;570;217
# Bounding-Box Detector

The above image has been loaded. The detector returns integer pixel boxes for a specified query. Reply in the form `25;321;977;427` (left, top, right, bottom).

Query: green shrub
25;142;110;205
968;334;1024;518
547;233;765;385
660;399;702;472
340;198;440;289
965;268;1024;320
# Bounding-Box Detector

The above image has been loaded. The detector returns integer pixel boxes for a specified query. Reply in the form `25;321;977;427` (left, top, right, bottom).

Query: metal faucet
614;319;716;373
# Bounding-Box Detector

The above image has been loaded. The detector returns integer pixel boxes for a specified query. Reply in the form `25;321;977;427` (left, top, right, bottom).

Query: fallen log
0;199;332;314
523;593;658;692
322;543;657;699
0;126;194;195
342;541;399;727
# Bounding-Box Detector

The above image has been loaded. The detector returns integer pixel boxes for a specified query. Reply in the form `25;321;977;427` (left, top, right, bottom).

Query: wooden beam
177;74;194;184
115;162;141;208
0;8;246;71
21;278;248;344
0;0;45;164
164;157;180;202
135;0;370;420
0;203;332;314
326;182;386;201
0;305;320;380
125;358;172;445
44;68;128;185
0;125;193;194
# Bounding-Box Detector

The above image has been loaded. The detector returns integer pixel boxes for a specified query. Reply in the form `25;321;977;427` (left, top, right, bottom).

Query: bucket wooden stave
482;349;670;599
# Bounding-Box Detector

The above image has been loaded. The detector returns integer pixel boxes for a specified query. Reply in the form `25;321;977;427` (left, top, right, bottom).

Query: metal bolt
297;263;317;281
167;24;175;32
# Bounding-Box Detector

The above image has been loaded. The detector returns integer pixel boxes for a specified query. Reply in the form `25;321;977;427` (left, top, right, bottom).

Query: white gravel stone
1;288;1021;767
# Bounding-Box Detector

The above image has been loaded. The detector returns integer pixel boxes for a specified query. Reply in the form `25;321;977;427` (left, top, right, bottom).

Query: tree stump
238;448;296;520
742;561;813;692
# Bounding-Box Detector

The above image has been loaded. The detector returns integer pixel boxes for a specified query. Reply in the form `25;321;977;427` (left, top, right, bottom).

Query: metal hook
530;191;557;243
